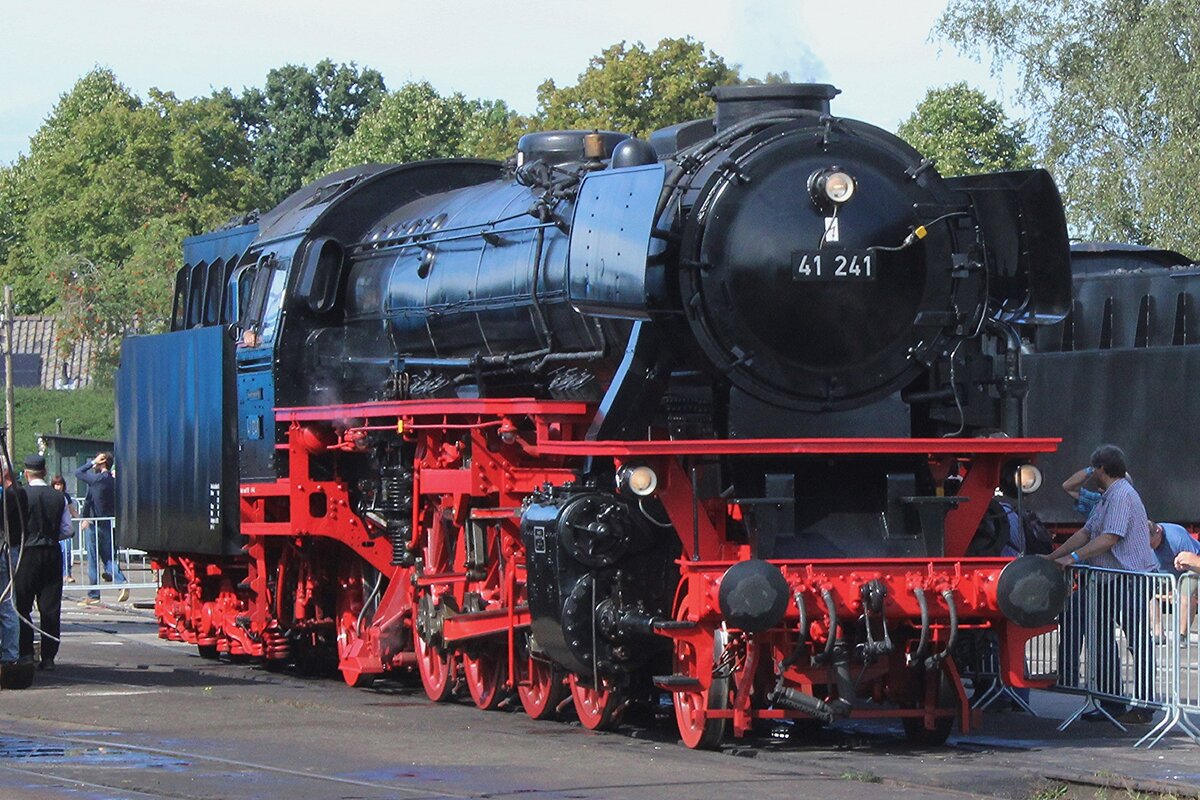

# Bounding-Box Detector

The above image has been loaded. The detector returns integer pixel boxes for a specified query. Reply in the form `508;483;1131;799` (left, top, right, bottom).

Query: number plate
792;250;875;281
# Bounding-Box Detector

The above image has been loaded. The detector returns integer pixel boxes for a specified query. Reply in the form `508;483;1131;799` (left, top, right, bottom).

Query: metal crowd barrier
1178;572;1200;743
62;516;157;595
1056;564;1199;748
1024;627;1059;684
956;624;1058;717
958;631;1037;715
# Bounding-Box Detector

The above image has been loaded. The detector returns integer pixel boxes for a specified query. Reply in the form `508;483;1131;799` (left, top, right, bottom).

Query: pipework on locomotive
119;83;1071;747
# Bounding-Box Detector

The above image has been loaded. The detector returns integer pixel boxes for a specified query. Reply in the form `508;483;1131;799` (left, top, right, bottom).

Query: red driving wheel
462;648;506;710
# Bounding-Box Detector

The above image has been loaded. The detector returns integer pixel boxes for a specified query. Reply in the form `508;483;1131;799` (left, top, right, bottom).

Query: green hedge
12;386;115;462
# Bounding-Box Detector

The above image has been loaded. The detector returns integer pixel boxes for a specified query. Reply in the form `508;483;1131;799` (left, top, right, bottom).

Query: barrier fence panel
1178;572;1200;743
1056;564;1197;748
958;631;1037;714
63;516;157;596
1024;628;1058;684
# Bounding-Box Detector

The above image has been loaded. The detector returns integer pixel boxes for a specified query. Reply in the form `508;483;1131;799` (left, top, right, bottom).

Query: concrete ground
0;578;1191;799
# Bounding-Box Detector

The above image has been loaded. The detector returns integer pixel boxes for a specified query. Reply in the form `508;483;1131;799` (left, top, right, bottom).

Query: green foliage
3;72;264;312
13;386;115;463
897;82;1035;176
325;81;523;171
0;68;137;307
55;216;186;381
0;160;30;268
535;37;740;138
233;60;386;205
937;0;1200;253
26;68;138;158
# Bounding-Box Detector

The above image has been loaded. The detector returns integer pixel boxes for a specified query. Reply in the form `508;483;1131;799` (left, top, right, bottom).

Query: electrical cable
638;498;674;529
817;204;840;249
868;211;971;252
941;339;967;438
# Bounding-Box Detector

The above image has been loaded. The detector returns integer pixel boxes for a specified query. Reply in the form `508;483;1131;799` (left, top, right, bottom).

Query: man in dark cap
8;454;72;669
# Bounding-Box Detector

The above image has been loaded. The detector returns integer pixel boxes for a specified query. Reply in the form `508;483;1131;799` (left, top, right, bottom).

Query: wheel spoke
413;604;456;702
568;673;624;731
518;656;566;720
462;648;505;710
672;626;728;749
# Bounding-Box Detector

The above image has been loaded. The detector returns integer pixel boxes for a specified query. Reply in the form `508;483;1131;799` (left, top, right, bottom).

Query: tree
3;79;263;314
0;68;135;284
937;0;1200;253
897;82;1034;176
0;160;29;268
535;38;740;138
324;81;523;171
55;216;187;377
233;60;386;204
0;70;264;379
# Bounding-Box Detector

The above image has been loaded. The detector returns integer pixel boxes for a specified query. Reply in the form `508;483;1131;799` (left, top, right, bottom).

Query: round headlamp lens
824;171;855;203
1017;463;1044;494
623;465;658;497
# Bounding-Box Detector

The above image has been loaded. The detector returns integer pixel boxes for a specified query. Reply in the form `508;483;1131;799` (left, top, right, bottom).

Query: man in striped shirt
1047;444;1157;724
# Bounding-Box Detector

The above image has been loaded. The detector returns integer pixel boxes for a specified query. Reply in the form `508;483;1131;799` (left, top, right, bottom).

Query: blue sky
0;0;1014;165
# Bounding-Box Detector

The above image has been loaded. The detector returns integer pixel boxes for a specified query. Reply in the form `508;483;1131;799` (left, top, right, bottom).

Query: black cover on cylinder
997;556;1067;628
718;559;791;632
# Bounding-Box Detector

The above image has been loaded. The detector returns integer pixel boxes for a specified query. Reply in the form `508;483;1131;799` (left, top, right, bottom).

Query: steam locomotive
117;83;1072;747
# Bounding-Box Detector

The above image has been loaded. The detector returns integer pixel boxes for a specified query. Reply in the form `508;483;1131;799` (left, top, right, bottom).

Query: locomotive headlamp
618;464;658;497
808;167;857;209
1015;463;1044;494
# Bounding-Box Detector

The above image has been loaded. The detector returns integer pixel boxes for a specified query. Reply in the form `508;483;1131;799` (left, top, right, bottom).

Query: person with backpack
968;471;1053;558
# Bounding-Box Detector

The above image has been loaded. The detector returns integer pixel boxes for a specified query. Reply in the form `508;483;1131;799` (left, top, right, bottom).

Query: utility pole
3;285;13;467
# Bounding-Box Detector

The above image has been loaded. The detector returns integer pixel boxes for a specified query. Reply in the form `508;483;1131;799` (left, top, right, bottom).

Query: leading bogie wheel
335;563;376;688
518;655;567;720
568;673;625;731
673;627;730;749
902;663;956;746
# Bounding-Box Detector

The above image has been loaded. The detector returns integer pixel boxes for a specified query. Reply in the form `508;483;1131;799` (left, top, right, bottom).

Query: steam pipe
820;589;837;662
780;591;810;670
913;588;931;662
926;589;959;669
768;681;837;723
985;318;1024;437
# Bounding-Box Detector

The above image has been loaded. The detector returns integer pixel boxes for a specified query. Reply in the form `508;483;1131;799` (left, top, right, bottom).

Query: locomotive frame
146;391;1059;744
